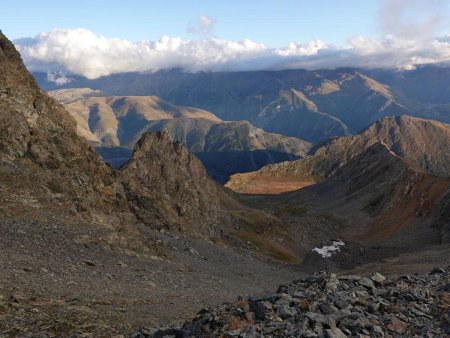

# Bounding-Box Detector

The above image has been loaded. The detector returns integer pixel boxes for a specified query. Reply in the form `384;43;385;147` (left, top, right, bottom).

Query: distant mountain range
49;88;311;182
35;66;450;143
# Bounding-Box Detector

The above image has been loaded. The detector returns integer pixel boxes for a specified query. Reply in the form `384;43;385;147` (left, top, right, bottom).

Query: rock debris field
136;267;450;338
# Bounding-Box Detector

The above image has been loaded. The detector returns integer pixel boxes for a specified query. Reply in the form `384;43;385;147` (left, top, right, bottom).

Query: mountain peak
120;130;237;235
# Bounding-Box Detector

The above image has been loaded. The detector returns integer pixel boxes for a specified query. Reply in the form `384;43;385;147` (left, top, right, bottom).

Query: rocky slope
143;268;450;338
226;116;450;193
284;144;450;247
0;31;132;226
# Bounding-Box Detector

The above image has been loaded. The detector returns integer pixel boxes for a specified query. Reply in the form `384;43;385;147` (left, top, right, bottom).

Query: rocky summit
141;268;450;338
120;131;239;236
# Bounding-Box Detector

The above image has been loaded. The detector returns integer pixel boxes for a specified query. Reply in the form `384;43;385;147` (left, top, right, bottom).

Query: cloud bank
15;28;450;79
379;0;447;40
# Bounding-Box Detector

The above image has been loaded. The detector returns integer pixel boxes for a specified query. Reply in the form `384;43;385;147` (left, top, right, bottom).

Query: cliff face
0;31;131;223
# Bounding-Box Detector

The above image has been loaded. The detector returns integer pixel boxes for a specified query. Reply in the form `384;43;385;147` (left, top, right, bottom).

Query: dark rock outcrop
120;131;239;235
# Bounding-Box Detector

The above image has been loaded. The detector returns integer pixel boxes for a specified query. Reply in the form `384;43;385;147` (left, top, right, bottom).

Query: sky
3;1;386;46
2;0;450;79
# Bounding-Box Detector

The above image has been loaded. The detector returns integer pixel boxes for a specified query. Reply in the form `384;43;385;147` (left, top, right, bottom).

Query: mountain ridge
49;88;312;181
226;115;450;194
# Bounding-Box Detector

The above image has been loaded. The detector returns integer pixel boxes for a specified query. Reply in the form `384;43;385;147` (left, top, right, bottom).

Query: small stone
298;298;310;312
338;275;361;281
273;315;283;323
245;311;255;322
306;312;336;329
326;275;340;290
319;302;334;315
386;318;408;333
368;302;380;313
325;327;347;338
333;299;349;310
371;272;386;284
138;327;153;336
224;329;241;337
356;297;369;307
429;267;445;274
358;277;375;289
250;301;273;320
372;325;384;335
187;247;200;256
276;304;296;319
372;288;387;297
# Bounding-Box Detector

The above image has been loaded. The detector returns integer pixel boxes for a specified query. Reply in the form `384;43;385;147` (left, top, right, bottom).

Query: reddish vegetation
352;172;450;243
226;174;315;195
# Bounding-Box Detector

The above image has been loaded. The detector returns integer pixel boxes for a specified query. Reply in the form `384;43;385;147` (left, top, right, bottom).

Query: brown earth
225;173;314;194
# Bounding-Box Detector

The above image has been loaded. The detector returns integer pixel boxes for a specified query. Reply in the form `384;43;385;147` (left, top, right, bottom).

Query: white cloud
15;28;450;79
46;71;72;85
187;15;216;38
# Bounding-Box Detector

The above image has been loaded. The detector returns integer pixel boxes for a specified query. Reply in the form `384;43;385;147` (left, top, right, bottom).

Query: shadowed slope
286;144;450;246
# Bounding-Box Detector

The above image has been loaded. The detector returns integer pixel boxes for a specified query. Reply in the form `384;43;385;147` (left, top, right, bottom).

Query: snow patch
312;240;345;258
